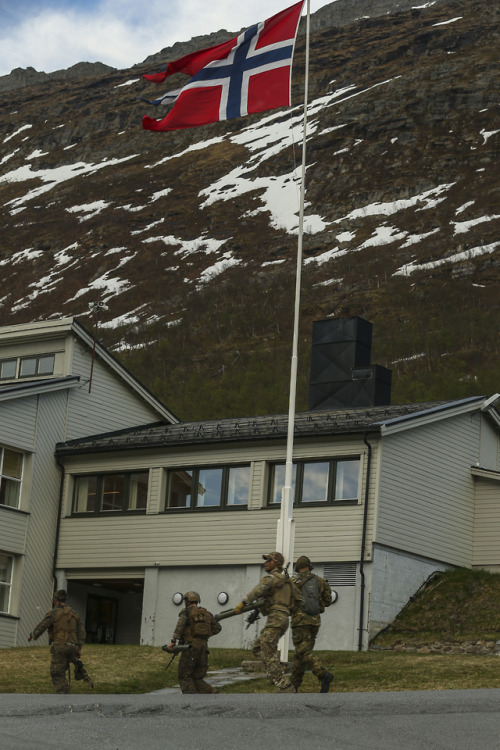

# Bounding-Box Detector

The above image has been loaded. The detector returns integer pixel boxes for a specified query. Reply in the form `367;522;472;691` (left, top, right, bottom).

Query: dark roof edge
375;395;486;428
55;419;167;452
0;375;80;397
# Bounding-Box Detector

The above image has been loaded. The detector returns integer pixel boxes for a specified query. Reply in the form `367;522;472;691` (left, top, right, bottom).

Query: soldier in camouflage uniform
166;591;221;694
234;551;297;693
28;589;86;694
290;556;334;692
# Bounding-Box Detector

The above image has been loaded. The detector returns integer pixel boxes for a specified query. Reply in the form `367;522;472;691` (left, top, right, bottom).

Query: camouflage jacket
244;568;292;614
33;604;86;645
290;571;332;627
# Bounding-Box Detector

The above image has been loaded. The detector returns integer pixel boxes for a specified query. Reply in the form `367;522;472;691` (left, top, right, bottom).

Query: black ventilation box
308;317;391;410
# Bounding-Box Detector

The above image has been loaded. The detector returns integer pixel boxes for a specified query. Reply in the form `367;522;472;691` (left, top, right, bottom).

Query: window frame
0;353;55;381
71;470;150;515
19;353;55;379
0;447;24;510
165;464;251;512
0;552;13;615
267;457;361;507
0;358;17;380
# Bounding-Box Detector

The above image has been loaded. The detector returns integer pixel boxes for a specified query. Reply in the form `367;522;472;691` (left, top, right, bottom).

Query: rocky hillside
1;0;499;420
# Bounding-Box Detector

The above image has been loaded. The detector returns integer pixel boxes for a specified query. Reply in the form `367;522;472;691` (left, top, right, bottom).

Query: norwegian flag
142;2;304;132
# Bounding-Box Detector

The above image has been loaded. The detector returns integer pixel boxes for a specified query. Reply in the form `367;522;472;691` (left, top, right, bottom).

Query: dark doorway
86;594;118;644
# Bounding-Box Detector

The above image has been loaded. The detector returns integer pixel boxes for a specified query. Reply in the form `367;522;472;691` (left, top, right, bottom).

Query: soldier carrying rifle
28;589;90;694
165;591;221;694
232;552;302;693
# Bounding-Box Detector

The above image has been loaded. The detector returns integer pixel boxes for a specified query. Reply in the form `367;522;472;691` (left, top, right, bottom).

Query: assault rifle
73;658;94;689
215;598;266;629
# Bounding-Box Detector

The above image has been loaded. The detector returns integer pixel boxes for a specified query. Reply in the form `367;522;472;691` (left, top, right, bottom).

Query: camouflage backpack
189;606;213;638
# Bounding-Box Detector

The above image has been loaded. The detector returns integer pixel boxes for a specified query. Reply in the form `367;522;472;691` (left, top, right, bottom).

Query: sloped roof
55;396;487;456
0;316;179;423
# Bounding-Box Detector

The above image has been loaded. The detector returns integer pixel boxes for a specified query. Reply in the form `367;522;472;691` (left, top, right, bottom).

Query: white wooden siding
0;398;38;451
473;477;500;565
0;618;17;648
16;392;68;641
57;501;370;567
0;508;28;553
376;413;479;566
65;343;164;439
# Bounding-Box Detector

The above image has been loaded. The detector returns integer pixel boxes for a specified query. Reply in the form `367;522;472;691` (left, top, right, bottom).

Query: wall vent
323;562;358;587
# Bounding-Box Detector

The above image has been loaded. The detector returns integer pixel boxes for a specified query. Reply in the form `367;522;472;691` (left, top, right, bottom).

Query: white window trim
0;552;13;615
0;447;24;510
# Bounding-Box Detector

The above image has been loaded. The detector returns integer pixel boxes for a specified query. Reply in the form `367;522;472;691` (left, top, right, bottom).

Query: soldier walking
166;591;221;694
290;555;334;692
234;551;298;693
28;589;86;694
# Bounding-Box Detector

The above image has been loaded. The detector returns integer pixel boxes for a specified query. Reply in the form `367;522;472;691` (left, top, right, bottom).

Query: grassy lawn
1;645;500;694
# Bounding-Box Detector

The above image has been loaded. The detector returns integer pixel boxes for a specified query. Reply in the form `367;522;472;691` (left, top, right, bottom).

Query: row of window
0;354;55;381
71;458;361;515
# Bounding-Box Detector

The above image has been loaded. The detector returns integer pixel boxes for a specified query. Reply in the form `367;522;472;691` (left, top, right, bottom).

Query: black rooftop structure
54;398;485;456
309;317;392;410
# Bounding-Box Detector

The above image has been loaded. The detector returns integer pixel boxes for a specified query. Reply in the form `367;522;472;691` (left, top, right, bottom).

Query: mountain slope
1;0;499;420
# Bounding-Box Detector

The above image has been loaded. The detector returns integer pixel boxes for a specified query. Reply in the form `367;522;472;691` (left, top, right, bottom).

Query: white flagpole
276;0;310;664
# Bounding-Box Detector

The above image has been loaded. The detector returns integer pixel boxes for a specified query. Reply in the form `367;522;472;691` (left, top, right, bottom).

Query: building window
0;553;13;614
268;458;360;506
0;359;17;380
0;354;55;380
19;354;55;378
0;448;23;509
72;471;149;514
166;465;250;510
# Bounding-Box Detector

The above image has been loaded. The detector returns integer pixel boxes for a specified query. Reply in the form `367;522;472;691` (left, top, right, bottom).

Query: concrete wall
140;562;358;651
367;544;452;641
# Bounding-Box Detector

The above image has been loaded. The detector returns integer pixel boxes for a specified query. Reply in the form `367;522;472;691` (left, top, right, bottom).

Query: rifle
161;643;192;671
215;598;266;629
161;644;192;654
73;658;94;689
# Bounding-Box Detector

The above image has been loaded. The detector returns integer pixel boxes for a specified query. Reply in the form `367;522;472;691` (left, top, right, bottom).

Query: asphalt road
1;690;500;750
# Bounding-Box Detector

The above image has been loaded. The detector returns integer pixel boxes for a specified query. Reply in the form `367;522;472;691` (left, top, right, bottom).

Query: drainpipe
52;454;66;592
358;433;373;651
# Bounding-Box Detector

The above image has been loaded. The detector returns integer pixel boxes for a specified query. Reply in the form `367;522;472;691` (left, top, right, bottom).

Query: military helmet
295;555;314;571
54;589;67;601
184;591;201;603
262;551;285;567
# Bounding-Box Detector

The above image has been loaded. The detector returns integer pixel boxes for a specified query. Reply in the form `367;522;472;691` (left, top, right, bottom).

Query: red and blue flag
142;2;305;132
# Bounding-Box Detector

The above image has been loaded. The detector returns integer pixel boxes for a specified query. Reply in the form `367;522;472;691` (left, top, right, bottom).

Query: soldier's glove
233;602;246;615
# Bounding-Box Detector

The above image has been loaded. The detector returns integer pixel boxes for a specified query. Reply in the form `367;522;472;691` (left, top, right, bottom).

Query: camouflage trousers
49;643;79;694
290;624;325;688
252;610;292;690
177;640;216;694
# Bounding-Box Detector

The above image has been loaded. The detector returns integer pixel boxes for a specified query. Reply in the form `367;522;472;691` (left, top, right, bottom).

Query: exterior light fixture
330;590;338;604
217;592;229;606
172;592;184;605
